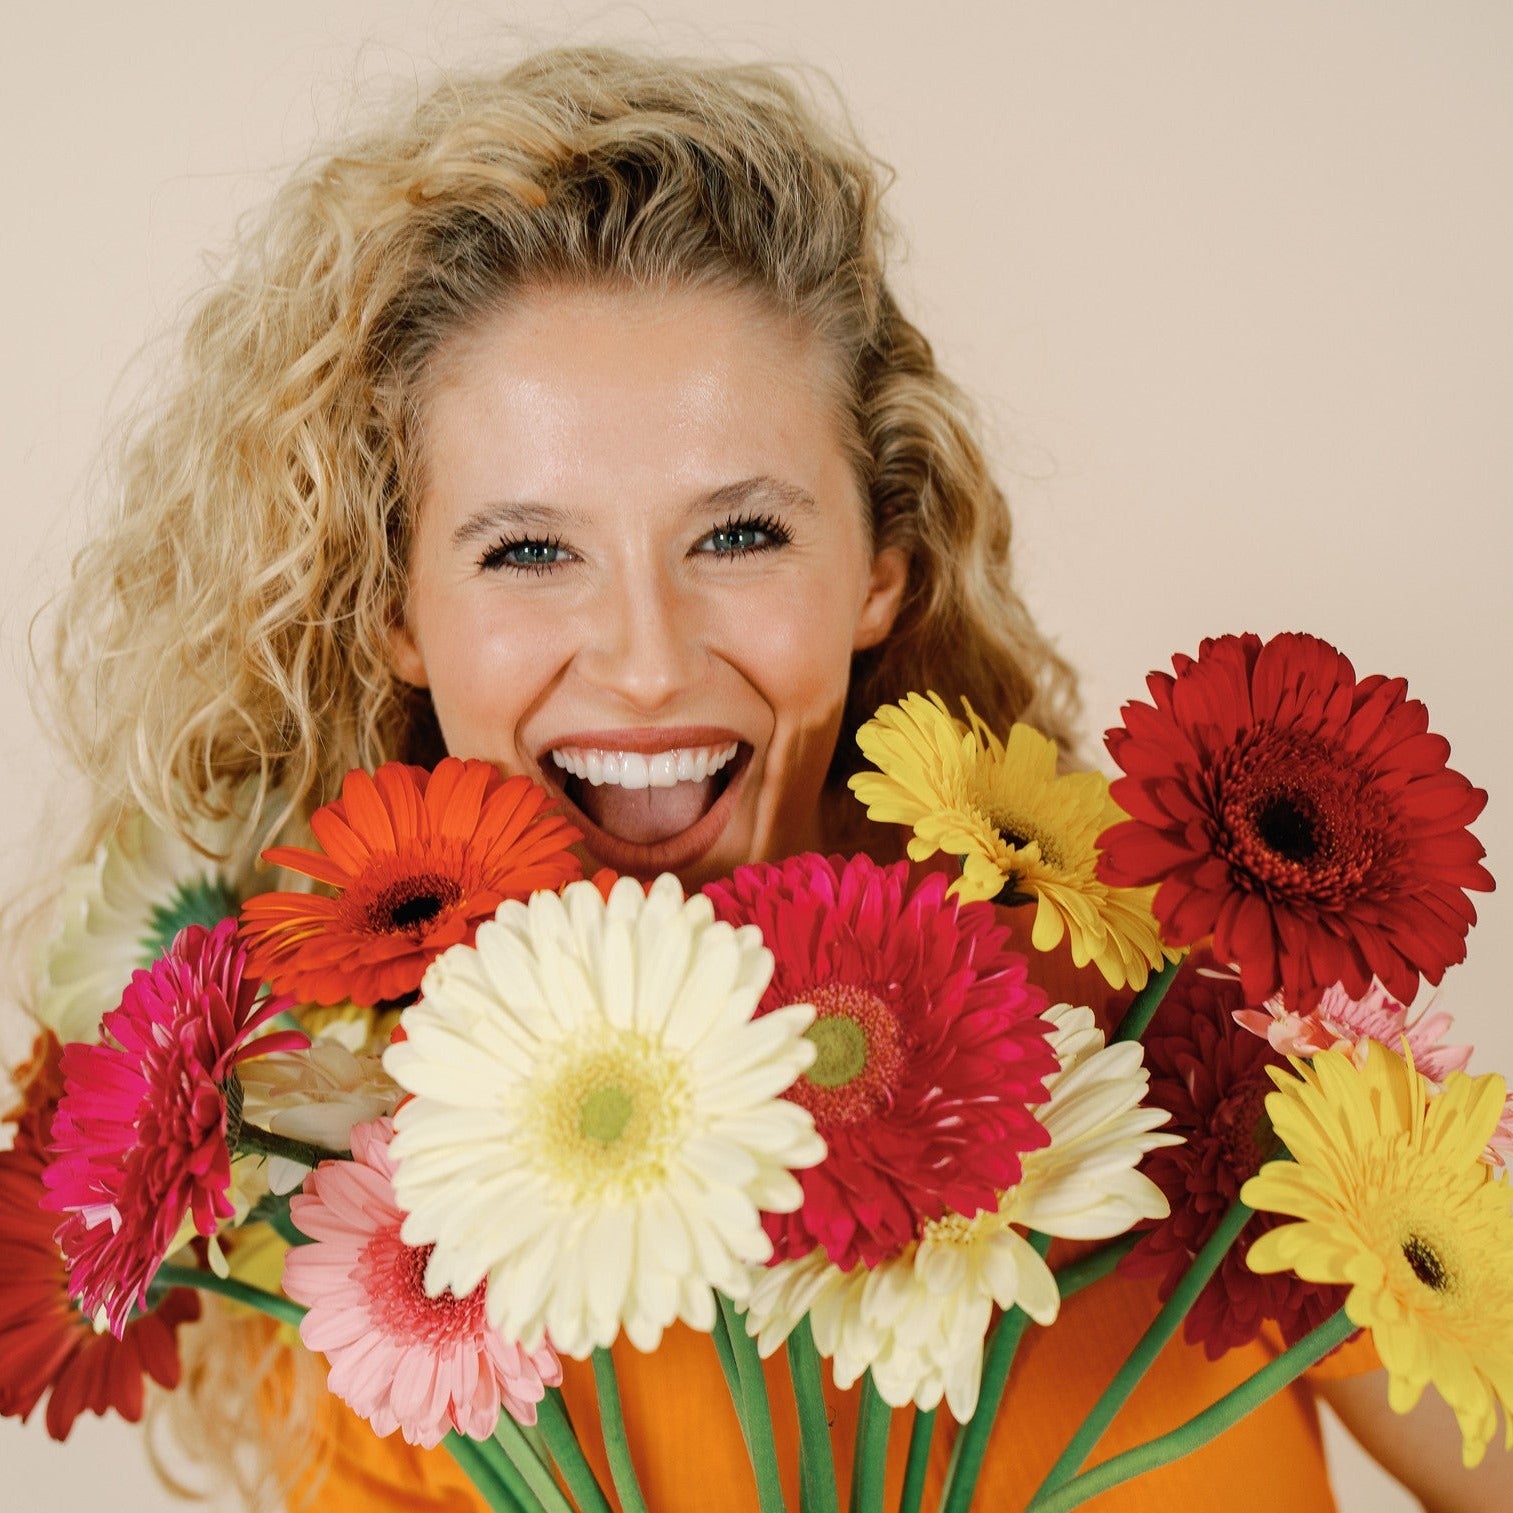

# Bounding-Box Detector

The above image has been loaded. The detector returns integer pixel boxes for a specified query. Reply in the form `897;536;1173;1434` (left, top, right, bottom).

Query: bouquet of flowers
4;630;1508;1511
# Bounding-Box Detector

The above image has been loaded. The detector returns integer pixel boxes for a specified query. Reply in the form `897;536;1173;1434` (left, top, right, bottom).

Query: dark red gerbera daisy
240;758;583;1007
1118;950;1352;1358
1;1039;199;1439
42;920;304;1336
704;853;1058;1270
1098;632;1493;1010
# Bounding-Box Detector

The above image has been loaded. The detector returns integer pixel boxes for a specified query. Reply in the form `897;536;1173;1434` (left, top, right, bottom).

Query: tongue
578;777;718;845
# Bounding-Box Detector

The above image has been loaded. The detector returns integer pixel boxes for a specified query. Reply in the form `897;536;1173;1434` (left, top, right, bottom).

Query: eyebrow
449;475;820;550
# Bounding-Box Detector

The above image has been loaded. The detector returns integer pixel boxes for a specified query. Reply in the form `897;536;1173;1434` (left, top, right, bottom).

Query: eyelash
476;512;794;575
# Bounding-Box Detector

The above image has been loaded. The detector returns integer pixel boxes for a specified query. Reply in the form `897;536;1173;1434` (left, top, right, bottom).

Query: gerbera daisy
383;874;824;1358
705;852;1057;1270
241;758;583;1008
41;920;305;1335
1244;1044;1513;1467
283;1118;560;1446
0;1044;200;1440
1233;978;1474;1080
745;1002;1177;1420
39;806;258;1044
238;1034;402;1194
849;694;1173;990
1120;952;1350;1358
1098;632;1493;1011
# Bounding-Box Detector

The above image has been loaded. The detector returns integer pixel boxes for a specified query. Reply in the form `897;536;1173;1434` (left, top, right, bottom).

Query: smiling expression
389;281;908;889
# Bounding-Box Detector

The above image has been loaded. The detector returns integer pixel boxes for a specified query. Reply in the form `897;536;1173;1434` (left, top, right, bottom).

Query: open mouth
538;733;753;877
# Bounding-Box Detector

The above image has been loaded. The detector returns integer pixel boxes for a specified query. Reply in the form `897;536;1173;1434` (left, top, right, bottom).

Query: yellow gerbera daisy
1242;1043;1513;1467
849;692;1174;989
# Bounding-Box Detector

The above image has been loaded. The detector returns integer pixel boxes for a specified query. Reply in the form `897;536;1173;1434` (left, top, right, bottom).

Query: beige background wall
3;3;1509;1509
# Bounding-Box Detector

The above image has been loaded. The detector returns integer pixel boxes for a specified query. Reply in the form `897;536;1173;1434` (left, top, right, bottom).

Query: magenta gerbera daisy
284;1118;560;1446
1098;632;1493;1011
1119;951;1353;1358
41;920;305;1335
703;853;1057;1270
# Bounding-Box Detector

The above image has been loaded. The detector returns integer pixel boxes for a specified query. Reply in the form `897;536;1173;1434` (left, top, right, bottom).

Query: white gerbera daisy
384;873;825;1358
38;806;264;1043
745;1003;1180;1420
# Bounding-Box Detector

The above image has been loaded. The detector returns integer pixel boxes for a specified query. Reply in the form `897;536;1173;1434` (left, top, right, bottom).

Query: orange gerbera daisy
240;759;582;1007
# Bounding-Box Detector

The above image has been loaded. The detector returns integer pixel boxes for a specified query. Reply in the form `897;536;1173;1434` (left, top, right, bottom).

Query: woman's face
390;281;908;889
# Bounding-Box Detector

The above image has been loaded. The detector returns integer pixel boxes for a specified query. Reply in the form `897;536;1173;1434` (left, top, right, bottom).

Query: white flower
384;874;825;1358
745;1003;1180;1420
239;1031;403;1193
38;806;265;1043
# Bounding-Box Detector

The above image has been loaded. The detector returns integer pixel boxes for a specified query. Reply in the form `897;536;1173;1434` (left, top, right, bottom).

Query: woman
30;43;1503;1512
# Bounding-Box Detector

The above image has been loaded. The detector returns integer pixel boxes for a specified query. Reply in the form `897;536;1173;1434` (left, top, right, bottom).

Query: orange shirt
292;906;1383;1512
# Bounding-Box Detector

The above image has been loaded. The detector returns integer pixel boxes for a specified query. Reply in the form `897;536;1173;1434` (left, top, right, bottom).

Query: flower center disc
1211;1076;1280;1182
1401;1233;1452;1293
786;981;906;1129
804;1017;869;1087
581;1085;635;1143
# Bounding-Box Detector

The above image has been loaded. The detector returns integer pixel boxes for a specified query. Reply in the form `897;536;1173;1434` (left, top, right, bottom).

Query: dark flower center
1216;728;1388;904
1253;795;1318;863
786;980;907;1130
1401;1234;1451;1293
1211;1075;1281;1182
366;874;463;936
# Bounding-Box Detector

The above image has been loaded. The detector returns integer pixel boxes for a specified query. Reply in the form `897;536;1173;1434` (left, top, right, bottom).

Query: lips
533;727;752;878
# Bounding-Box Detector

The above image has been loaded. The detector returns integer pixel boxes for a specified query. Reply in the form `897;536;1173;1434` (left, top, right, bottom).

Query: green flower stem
591;1348;650;1513
1029;1308;1357;1512
535;1388;614;1513
1052;1233;1140;1302
235;1120;349;1170
446;1431;534;1513
1111;957;1183;1045
785;1319;840;1513
718;1293;789;1513
896;1408;934;1513
711;1299;751;1450
1029;1196;1253;1501
494;1413;576;1513
849;1372;891;1513
149;1263;307;1327
938;1229;1054;1513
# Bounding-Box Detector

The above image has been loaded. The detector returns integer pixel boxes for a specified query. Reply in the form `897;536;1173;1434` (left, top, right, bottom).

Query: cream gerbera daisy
384;874;825;1359
849;693;1174;989
39;805;263;1044
745;1003;1179;1420
1243;1043;1513;1467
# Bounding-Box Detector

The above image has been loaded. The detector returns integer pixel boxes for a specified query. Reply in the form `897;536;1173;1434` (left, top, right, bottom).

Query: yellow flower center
536;1036;690;1201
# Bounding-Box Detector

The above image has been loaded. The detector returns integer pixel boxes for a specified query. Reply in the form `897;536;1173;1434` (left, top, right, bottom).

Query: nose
573;564;708;714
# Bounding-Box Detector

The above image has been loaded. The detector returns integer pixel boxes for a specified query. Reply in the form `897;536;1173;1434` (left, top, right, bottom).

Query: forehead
417;281;854;510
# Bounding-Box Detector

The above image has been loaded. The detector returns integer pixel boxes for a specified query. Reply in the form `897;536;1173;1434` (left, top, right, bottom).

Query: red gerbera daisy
1;1039;200;1439
704;853;1057;1270
240;758;583;1007
1098;632;1493;1010
1119;950;1352;1358
42;920;304;1336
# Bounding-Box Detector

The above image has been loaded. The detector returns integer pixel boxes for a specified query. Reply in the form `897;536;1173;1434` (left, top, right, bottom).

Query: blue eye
698;512;793;558
479;536;571;574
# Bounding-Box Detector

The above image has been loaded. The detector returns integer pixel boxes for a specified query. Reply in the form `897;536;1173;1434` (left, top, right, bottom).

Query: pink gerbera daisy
704;853;1057;1270
42;920;305;1335
284;1118;560;1446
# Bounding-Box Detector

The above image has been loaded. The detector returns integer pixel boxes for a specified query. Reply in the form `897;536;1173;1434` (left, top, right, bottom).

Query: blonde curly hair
43;41;1077;869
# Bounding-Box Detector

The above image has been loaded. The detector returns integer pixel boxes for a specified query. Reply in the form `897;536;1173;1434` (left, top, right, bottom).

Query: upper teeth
549;742;740;790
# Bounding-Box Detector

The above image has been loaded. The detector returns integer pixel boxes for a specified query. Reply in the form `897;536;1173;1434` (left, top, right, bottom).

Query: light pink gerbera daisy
42;920;304;1336
284;1118;561;1446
